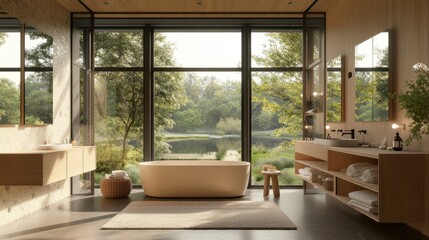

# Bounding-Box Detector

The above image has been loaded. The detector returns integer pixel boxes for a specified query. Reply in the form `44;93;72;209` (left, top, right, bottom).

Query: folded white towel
360;167;379;184
349;199;378;215
299;168;311;176
304;167;314;173
346;162;377;177
348;189;378;207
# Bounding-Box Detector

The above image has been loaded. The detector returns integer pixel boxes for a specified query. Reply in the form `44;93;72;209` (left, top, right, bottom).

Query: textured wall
0;0;71;226
325;0;429;236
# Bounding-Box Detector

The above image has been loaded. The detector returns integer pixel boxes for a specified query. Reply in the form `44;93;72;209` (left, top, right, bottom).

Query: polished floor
0;188;427;240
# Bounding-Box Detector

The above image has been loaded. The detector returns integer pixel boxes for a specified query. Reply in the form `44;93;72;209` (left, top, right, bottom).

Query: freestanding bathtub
138;160;250;198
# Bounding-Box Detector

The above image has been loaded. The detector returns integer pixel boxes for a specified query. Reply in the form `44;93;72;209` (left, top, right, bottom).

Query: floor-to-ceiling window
251;30;304;185
72;17;325;188
154;31;242;162
93;29;145;184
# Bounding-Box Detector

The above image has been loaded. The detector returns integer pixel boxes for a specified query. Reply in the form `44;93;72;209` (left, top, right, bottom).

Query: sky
159;31;267;81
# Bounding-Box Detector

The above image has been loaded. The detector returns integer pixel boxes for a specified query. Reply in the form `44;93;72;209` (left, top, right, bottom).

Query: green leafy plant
398;63;429;145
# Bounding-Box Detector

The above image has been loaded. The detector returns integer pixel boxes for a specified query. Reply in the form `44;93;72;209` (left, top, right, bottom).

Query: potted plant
398;62;429;145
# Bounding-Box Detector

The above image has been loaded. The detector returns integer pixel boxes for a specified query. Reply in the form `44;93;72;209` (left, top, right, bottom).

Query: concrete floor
0;189;426;240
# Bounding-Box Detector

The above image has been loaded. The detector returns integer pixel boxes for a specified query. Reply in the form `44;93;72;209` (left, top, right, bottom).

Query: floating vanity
295;141;428;223
0;146;95;185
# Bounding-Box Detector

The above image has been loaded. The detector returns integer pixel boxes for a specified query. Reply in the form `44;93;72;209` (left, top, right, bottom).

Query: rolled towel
299;168;311;176
346;162;377;177
360;167;378;184
348;189;378;207
349;199;378;215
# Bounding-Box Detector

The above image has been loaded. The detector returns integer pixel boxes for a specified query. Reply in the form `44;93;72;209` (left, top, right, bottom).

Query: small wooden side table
262;170;281;197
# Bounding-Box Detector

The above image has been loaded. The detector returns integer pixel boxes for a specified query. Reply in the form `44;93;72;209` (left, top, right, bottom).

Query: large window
73;18;325;188
154;31;242;162
93;30;144;184
251;31;304;185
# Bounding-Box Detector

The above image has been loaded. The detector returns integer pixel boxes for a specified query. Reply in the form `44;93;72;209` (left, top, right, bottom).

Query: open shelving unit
295;141;428;223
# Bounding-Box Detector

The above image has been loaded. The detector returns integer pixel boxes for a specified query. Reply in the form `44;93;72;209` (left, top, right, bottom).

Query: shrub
96;142;124;173
124;164;141;184
215;117;241;135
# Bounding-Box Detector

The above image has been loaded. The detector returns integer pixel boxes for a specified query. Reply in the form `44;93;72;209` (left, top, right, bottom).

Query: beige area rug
101;200;297;230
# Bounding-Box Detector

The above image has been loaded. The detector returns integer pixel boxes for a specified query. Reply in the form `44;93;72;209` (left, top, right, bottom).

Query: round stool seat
100;178;132;198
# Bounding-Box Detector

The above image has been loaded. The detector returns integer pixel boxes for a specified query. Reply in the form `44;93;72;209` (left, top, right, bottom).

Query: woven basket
100;178;132;198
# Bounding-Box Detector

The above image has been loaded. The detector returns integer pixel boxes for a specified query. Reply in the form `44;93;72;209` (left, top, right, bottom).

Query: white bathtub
138;160;250;198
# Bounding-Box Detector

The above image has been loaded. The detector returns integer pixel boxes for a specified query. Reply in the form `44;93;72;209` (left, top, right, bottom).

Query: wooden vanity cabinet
295;141;427;223
0;146;96;186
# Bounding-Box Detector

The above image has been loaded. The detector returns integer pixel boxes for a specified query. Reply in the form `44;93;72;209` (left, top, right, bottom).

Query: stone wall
0;0;71;226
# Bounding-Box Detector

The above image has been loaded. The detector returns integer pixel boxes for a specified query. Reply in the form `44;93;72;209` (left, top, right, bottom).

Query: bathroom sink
37;143;73;150
313;138;359;147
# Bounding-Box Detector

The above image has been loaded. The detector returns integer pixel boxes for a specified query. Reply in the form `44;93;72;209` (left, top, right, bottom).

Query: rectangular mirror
355;31;390;122
326;55;344;123
0;17;53;126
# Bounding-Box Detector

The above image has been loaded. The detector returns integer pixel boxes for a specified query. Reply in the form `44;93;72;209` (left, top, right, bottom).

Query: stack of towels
346;162;378;184
298;167;320;181
105;170;130;180
348;190;378;215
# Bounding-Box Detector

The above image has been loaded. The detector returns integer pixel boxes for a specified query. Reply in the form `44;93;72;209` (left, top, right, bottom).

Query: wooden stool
262;170;281;197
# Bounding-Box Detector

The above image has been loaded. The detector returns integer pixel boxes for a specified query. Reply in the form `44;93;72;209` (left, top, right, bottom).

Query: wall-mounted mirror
355;31;390;122
326;55;344;123
0;18;53;125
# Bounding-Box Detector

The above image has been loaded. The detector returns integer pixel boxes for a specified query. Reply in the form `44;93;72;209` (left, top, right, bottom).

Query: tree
252;32;303;147
94;31;187;163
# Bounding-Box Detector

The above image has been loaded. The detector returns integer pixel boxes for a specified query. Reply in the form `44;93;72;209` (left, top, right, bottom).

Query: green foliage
398;63;429;145
96;142;124;173
25;32;53;67
94;31;187;165
0;78;20;124
124;164;140;184
326;71;342;123
216;117;241;135
252;32;303;147
25;72;53;124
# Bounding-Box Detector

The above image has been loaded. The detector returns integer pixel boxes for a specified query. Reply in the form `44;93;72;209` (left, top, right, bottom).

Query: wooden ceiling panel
56;0;89;12
56;0;323;13
309;0;338;12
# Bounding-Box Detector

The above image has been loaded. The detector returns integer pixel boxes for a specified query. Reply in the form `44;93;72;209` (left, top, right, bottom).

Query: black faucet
358;129;367;135
342;129;355;139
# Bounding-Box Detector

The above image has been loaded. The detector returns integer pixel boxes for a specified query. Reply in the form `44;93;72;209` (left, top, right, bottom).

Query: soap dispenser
392;132;403;151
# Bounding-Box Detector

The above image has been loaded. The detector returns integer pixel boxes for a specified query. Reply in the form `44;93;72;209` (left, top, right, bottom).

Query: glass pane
305;64;324;139
154;32;241;68
95;30;144;68
0;72;20;124
308;28;322;64
0;32;20;68
25;71;53;125
327;56;342;123
94;71;144;185
252;31;303;68
25;29;53;67
355;32;388;68
251;71;303;186
355;71;389;121
155;72;241;161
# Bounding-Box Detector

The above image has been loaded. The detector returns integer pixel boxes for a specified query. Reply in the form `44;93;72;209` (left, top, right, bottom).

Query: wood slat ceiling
55;0;337;14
